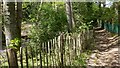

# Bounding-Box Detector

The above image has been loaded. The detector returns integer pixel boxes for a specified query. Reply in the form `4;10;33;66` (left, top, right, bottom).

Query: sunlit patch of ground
21;23;32;36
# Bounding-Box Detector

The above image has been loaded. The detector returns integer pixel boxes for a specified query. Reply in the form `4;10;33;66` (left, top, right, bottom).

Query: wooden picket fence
19;30;94;67
0;29;94;67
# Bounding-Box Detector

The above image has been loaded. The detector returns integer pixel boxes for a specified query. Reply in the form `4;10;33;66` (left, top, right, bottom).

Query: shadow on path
87;27;120;67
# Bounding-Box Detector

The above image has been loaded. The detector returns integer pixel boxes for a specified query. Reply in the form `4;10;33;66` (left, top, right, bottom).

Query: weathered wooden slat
39;43;42;68
30;46;34;68
43;42;46;66
25;47;28;68
60;34;64;67
20;47;23;68
54;37;57;66
46;42;49;67
50;40;53;67
57;36;61;66
52;39;54;67
35;45;38;68
6;49;9;68
68;35;71;66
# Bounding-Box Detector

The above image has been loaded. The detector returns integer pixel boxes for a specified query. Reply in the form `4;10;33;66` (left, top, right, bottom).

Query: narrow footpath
87;27;120;67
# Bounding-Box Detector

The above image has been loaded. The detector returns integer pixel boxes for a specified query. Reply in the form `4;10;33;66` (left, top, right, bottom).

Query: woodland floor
87;27;120;67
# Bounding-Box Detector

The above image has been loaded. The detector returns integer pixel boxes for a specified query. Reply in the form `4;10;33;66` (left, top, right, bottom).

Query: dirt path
87;27;120;67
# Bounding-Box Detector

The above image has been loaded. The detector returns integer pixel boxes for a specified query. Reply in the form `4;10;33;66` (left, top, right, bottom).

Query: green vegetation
8;38;21;51
1;1;120;67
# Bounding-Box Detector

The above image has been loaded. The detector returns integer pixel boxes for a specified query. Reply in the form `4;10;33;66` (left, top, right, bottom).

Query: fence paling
53;38;55;66
49;40;51;67
49;40;52;66
50;39;54;67
25;47;28;68
67;35;70;66
63;35;66;66
65;34;68;65
39;43;42;68
52;39;54;67
6;49;9;67
40;43;42;67
63;34;66;66
15;30;94;67
54;38;57;67
48;41;51;66
78;34;81;58
56;37;58;66
57;36;60;66
46;42;48;67
30;46;34;68
20;47;23;68
60;34;64;67
43;43;45;66
35;45;38;68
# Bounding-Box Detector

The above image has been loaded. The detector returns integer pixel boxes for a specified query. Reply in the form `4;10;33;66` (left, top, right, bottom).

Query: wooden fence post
25;47;28;68
6;49;10;68
68;35;71;66
39;43;42;68
6;49;18;68
58;36;60;66
35;45;38;68
54;37;57;66
46;42;48;67
60;33;64;68
30;46;34;68
50;40;52;67
52;39;55;67
20;47;23;68
43;42;46;66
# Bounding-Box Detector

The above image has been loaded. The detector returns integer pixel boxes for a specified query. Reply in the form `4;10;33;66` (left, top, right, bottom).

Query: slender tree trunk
66;0;75;33
0;2;2;50
3;2;17;46
17;2;22;68
99;2;104;29
1;1;6;49
3;1;19;67
16;2;22;47
102;2;106;29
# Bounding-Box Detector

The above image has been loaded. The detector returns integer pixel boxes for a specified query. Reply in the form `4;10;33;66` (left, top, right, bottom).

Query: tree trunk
102;2;106;29
65;0;75;33
16;2;22;48
3;2;19;67
0;2;2;50
17;2;22;68
99;2;104;29
1;2;6;49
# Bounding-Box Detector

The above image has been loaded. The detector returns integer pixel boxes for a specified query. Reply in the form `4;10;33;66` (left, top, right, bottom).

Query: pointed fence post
25;47;28;68
20;47;23;68
39;43;42;68
60;33;64;68
7;49;18;68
